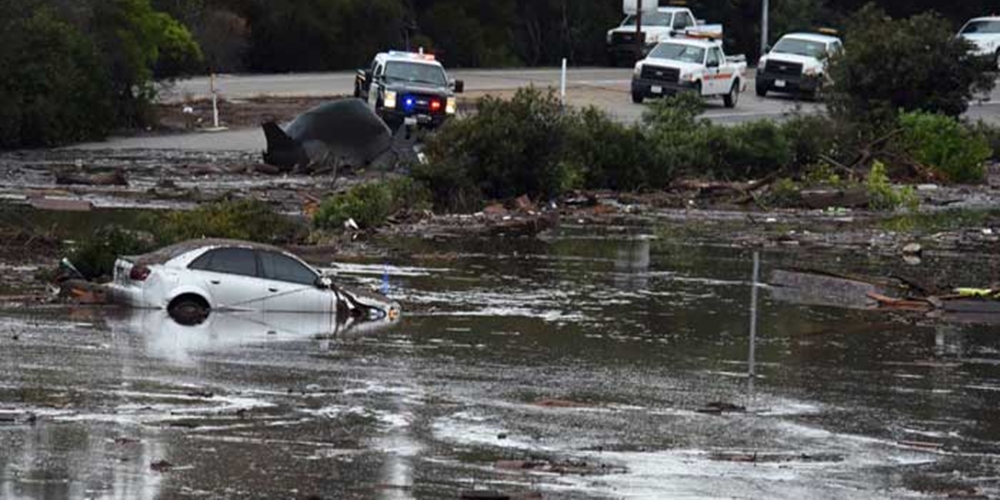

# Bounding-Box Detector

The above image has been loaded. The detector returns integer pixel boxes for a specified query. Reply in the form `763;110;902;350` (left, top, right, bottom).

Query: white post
560;58;568;106
748;251;760;393
210;73;220;129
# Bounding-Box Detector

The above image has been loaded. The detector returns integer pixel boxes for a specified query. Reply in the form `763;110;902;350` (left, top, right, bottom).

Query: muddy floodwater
2;227;1000;499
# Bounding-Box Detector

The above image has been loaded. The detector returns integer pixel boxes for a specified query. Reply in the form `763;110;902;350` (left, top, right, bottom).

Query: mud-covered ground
2;232;1000;499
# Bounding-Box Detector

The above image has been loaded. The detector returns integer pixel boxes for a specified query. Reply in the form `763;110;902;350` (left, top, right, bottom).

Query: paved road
76;68;998;151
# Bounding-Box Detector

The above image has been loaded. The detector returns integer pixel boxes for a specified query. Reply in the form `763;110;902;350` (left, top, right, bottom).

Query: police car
354;51;464;129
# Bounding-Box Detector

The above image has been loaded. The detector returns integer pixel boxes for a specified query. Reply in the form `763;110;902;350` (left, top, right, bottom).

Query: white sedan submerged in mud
110;239;399;323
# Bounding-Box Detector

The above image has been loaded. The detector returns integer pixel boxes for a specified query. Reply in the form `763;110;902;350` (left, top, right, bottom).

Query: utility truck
631;38;747;108
606;5;722;66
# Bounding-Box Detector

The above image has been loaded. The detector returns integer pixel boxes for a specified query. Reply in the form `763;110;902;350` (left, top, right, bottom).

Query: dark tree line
149;0;997;72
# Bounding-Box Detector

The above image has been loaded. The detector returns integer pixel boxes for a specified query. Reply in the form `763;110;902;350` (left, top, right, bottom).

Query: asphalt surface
73;67;999;151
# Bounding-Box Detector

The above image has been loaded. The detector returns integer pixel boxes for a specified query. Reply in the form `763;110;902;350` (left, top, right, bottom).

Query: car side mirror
452;79;465;94
316;276;333;290
707;60;720;68
365;70;373;83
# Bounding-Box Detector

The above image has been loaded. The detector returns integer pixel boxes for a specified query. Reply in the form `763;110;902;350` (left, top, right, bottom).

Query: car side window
374;63;384;79
829;41;842;55
674;13;692;30
191;248;258;278
707;48;720;66
259;251;317;286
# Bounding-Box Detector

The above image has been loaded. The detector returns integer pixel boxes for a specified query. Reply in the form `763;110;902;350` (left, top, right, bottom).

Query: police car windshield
772;38;828;58
962;20;1000;34
622;12;671;27
385;61;447;86
649;43;705;64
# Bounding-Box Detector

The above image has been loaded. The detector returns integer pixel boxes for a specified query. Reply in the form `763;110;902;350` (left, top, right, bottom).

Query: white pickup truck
606;6;723;66
756;32;842;98
959;17;1000;69
631;38;748;108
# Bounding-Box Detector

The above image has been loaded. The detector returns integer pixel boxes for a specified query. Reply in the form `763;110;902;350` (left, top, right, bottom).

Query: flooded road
2;229;1000;499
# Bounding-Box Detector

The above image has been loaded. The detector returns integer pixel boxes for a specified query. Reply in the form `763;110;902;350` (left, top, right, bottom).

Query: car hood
640;59;704;74
764;52;825;69
384;82;452;97
608;26;672;36
960;34;999;53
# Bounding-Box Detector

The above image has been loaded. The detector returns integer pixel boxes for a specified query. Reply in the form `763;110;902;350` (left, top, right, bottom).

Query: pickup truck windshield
649;43;706;64
385;62;448;86
772;38;828;58
622;12;671;27
962;20;1000;34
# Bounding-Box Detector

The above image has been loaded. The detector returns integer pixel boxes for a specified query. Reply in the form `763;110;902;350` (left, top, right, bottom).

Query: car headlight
758;57;767;69
446;97;457;115
683;73;698;82
804;67;821;76
607;32;613;44
384;91;397;109
634;64;642;77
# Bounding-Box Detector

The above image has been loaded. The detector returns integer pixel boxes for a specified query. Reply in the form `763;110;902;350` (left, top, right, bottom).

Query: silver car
109;239;400;324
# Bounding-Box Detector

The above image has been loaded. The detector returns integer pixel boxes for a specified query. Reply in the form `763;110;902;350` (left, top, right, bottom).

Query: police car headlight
384;91;397;109
446;97;457;115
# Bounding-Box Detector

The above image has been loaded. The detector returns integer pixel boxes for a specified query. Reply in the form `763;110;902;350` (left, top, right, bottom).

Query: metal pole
560;58;567;106
761;0;770;56
748;251;760;391
635;0;643;60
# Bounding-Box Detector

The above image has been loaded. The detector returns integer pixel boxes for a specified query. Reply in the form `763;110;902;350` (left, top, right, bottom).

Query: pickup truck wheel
755;82;767;98
724;81;740;108
631;91;644;104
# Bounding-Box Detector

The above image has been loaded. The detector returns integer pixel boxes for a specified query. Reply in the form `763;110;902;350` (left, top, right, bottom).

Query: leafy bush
426;88;571;203
314;177;432;230
781;114;841;168
153;199;306;244
70;226;155;280
899;112;992;184
565;107;658;191
867;161;918;211
0;8;113;148
827;5;995;124
969;121;1000;162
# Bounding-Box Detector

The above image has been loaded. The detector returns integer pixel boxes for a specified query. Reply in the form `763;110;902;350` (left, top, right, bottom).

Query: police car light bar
388;51;436;61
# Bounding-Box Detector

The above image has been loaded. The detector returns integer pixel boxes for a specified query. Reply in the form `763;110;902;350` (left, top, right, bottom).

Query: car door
368;62;384;108
704;47;722;94
257;250;335;314
188;248;270;311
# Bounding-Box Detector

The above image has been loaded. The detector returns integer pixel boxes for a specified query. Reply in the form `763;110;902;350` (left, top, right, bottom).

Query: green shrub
969;121;1000;162
70;226;154;281
781;114;840;168
425;88;571;203
0;8;113;148
899;112;992;184
867;161;918;211
314;177;432;230
827;5;995;124
565;107;658;191
153;199;306;244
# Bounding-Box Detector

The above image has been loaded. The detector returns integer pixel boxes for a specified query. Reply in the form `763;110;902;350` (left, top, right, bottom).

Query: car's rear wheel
724;80;740;108
168;294;210;326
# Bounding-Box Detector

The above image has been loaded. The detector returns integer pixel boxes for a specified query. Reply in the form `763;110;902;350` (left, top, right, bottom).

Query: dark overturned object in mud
262;99;392;175
55;169;128;187
695;401;747;415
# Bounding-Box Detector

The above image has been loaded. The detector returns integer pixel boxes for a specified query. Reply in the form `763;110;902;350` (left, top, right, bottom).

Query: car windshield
622;12;672;27
962;20;1000;34
772;38;829;58
649;43;706;64
385;61;447;86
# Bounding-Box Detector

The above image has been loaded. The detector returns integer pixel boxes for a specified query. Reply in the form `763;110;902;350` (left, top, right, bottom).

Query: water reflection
613;237;651;291
107;310;397;365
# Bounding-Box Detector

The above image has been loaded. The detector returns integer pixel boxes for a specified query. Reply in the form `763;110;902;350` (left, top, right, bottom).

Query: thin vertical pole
635;0;644;60
761;0;770;56
210;73;220;129
748;251;760;392
560;58;567;106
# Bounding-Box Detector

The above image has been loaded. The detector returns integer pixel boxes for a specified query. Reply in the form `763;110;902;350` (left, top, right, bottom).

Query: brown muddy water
2;227;1000;499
